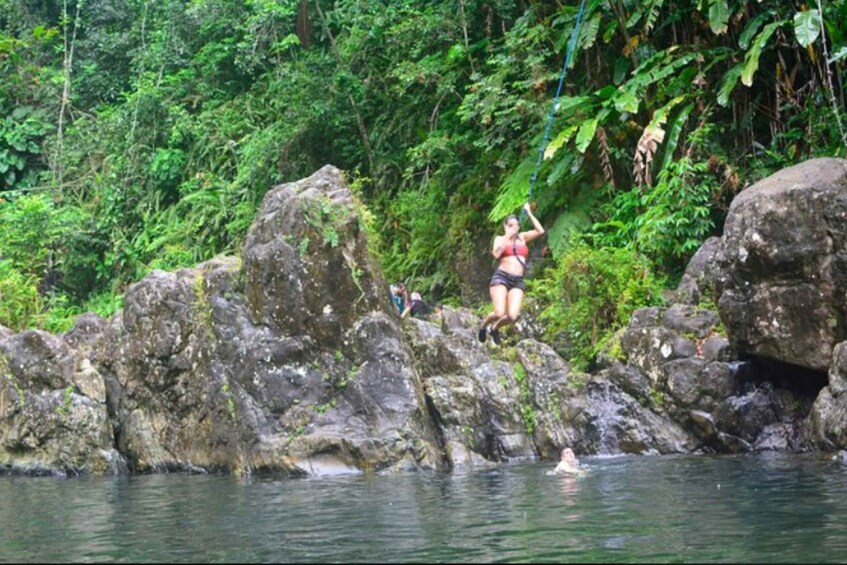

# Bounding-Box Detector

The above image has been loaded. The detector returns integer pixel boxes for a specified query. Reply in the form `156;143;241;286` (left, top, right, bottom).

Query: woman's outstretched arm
520;203;545;242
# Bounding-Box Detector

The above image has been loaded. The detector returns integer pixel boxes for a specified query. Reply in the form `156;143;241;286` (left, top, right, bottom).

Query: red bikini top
502;239;529;258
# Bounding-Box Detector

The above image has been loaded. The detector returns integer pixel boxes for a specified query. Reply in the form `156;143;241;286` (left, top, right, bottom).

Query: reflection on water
1;453;846;563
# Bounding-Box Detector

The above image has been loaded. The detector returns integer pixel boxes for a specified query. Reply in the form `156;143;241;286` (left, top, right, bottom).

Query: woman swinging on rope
478;203;545;345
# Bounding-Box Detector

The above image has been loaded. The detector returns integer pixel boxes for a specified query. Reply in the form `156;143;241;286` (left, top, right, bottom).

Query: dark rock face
0;330;119;475
452;234;495;305
95;263;243;473
94;168;442;475
714;158;847;372
5;158;847;476
3;331;75;392
677;157;847;453
1;167;443;477
673;237;724;305
242;166;388;346
805;342;847;449
63;313;108;350
612;298;814;454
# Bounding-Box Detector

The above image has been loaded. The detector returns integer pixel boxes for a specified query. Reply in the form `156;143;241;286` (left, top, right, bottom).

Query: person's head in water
560;448;578;464
552;447;582;475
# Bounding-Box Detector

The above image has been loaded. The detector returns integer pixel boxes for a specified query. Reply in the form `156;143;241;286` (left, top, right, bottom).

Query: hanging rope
522;0;589;221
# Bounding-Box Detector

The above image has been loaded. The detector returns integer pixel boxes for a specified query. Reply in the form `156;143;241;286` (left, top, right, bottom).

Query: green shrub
0;106;51;190
40;293;84;334
0;259;40;330
529;240;665;370
0;193;87;277
633;157;721;274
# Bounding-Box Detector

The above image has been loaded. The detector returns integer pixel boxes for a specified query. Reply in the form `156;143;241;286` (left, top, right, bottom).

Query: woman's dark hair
504;214;518;225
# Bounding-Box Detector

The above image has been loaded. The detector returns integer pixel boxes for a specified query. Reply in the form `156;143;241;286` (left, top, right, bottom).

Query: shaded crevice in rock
422;393;451;471
735;357;828;403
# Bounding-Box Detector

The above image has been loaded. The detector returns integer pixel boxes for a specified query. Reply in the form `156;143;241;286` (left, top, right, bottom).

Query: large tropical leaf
546;152;582;188
614;89;640;113
620;48;699;101
794;10;822;48
575;117;598;153
488;157;535;222
648;95;685;131
739;12;772;49
579;13;602;50
545;186;603;258
708;0;729;35
544;124;580;160
643;0;665;34
554;95;592;115
660;102;694;171
742;21;785;87
717;63;744;106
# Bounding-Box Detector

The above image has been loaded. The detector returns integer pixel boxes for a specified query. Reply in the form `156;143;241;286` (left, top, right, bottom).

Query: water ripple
1;454;846;562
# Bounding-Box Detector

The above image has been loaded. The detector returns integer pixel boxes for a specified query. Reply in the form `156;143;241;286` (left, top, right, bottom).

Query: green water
1;453;846;563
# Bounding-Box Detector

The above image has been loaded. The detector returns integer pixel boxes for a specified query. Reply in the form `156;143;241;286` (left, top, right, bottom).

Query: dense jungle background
1;0;845;369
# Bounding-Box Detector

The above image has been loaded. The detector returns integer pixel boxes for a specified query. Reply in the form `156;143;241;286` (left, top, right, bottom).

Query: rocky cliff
3;159;847;477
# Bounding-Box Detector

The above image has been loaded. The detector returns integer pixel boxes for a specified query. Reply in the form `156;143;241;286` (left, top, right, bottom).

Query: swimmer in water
552;448;584;475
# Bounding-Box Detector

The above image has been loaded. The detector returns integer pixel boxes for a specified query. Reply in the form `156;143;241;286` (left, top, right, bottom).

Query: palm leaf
717;64;744;106
545;186;603;258
739;12;772;49
660;103;694;171
742;21;785;87
575;117;598;153
489;157;535;222
708;0;729;35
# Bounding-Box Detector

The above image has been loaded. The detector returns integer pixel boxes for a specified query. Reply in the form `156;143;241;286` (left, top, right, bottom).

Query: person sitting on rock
390;282;409;315
402;291;431;319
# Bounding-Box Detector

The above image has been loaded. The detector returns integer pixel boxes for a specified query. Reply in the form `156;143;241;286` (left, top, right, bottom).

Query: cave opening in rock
733;356;828;413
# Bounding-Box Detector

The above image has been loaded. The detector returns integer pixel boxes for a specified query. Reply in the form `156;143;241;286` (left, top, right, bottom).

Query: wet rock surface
3;159;847;476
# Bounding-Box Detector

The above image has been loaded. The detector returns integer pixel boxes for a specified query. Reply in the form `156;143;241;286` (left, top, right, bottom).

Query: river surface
1;453;846;563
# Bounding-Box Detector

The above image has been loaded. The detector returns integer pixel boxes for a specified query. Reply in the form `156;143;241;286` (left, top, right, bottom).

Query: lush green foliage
529;240;666;369
0;0;845;368
0;106;51;190
0;258;39;330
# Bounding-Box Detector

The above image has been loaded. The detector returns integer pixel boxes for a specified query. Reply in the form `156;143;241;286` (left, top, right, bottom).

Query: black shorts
489;269;526;291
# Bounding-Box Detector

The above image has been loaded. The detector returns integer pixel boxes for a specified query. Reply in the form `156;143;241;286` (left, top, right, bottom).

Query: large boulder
714;157;847;372
804;341;847;449
89;167;443;476
0;331;120;475
92;262;243;473
241;165;389;346
404;314;536;469
673;237;725;305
